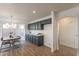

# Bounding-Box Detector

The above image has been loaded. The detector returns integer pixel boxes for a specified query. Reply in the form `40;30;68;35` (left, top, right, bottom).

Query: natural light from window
3;23;17;29
19;24;24;29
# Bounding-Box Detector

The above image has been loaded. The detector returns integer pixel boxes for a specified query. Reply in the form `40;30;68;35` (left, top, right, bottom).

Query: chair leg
1;44;2;49
10;44;11;47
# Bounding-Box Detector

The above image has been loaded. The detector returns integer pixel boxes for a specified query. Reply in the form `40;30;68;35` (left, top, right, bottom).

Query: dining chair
1;37;11;49
13;36;21;45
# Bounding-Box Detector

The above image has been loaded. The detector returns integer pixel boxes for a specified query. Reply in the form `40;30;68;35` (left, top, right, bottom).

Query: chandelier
3;16;17;29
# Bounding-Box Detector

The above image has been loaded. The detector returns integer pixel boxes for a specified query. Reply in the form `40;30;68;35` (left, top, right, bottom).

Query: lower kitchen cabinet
25;34;44;46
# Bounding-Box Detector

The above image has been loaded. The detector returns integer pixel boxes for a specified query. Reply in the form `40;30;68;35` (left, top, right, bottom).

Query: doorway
58;16;78;55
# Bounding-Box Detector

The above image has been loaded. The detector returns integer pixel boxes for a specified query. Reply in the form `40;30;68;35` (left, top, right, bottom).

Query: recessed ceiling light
33;11;36;14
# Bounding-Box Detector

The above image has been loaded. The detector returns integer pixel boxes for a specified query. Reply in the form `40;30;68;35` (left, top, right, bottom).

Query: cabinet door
38;36;43;46
28;23;37;30
30;24;33;30
33;36;36;44
29;24;32;30
25;34;27;40
41;24;44;30
31;35;32;42
32;35;33;43
29;35;31;41
32;23;37;30
28;24;30;30
37;22;43;30
30;24;32;30
26;34;29;41
27;34;29;41
41;18;52;25
32;36;34;44
37;22;40;30
35;23;37;30
35;36;38;45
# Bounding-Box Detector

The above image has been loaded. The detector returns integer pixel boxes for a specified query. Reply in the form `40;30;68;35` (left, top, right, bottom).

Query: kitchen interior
0;3;79;56
25;17;52;47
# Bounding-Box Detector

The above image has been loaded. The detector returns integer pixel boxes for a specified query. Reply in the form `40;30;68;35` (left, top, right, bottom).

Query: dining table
3;36;21;47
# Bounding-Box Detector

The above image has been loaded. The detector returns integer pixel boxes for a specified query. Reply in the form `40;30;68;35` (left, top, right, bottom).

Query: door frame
57;16;78;50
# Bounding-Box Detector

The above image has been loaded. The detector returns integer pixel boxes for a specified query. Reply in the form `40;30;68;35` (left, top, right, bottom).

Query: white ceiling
0;3;79;23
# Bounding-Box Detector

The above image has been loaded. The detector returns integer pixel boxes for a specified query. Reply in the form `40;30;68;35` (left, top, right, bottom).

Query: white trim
28;15;51;24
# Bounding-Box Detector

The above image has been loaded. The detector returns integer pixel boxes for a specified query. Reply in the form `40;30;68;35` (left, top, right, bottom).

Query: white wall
0;24;2;37
0;24;2;46
44;24;53;48
57;7;79;19
57;7;79;49
16;24;25;40
28;16;51;24
51;11;58;52
58;17;78;48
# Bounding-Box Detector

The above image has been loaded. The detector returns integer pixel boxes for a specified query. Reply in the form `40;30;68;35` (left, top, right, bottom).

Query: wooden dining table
4;36;20;40
3;36;21;47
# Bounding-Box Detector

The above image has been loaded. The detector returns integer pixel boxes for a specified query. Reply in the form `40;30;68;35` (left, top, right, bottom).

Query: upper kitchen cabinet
28;18;52;30
36;22;44;30
28;24;31;30
32;23;36;30
28;23;36;30
28;22;44;30
40;18;52;25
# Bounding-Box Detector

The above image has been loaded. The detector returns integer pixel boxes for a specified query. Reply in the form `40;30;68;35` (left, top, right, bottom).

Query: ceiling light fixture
33;10;36;14
3;16;16;29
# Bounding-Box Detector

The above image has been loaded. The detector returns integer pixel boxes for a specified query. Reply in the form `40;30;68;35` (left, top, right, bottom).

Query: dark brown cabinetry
28;18;51;30
25;34;44;46
40;18;51;25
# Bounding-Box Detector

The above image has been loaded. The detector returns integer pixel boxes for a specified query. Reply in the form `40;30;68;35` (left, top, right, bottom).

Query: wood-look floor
0;40;77;56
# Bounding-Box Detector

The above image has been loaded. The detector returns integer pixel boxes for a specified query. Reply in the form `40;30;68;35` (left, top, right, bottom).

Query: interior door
58;17;78;49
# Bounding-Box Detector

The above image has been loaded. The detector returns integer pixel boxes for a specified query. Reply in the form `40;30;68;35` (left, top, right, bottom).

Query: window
3;23;17;29
19;24;25;29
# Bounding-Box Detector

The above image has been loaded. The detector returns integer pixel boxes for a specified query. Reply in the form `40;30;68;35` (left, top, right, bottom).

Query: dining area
0;32;21;50
0;22;25;51
0;22;25;56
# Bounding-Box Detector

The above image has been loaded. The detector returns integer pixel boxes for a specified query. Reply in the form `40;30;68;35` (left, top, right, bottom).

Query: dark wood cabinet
28;18;51;30
25;34;44;46
36;36;43;46
28;24;30;30
36;22;44;30
40;18;52;25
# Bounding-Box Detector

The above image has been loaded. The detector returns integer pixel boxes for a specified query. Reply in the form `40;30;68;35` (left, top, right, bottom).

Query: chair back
1;37;3;41
17;36;21;39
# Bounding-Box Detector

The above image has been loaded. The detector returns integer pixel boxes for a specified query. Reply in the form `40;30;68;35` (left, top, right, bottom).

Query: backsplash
29;30;43;35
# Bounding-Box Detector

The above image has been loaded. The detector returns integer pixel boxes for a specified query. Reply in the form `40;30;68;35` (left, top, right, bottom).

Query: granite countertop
34;34;43;36
26;33;43;36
